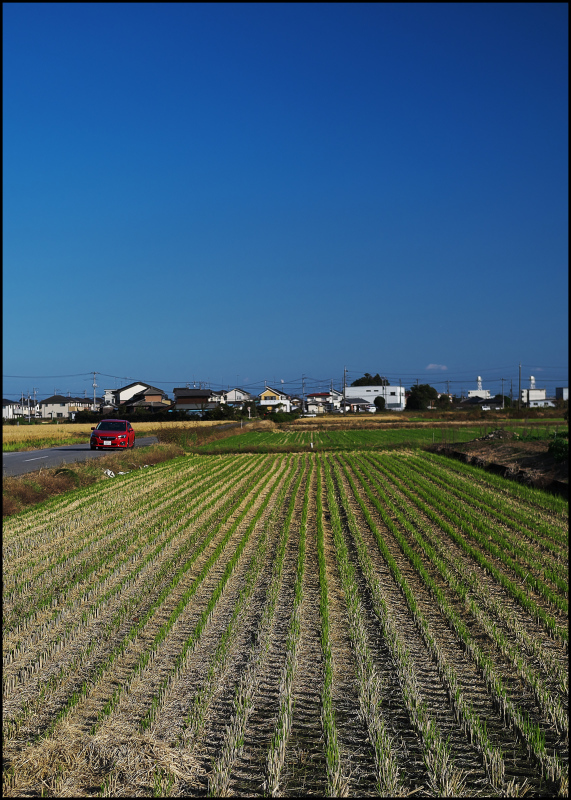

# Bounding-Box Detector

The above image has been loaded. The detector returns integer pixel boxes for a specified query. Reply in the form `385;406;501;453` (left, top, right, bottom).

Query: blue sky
3;3;568;401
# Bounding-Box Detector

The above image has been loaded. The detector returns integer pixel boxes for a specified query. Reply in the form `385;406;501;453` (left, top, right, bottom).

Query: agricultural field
2;421;230;452
3;451;568;796
196;424;562;452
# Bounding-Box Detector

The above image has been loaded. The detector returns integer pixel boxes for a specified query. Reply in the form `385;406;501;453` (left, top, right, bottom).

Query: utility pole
302;374;306;414
92;371;98;413
27;392;31;422
510;380;513;406
501;378;505;410
33;387;38;419
518;362;521;411
343;367;347;414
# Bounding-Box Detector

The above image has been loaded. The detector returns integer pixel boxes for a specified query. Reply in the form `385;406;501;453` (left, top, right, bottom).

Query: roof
115;381;154;393
128;399;172;408
40;395;101;405
173;388;213;398
259;386;289;397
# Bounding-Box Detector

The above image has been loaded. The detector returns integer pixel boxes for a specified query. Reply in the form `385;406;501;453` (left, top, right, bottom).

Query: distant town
3;374;568;421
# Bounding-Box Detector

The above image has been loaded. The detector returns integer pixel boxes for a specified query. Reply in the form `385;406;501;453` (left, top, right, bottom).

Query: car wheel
90;445;96;450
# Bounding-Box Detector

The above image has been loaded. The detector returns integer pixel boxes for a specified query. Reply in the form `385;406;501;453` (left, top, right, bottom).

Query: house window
57;413;63;418
60;403;66;407
390;392;396;396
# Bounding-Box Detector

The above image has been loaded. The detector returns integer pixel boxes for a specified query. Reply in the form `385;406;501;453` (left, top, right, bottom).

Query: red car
90;420;135;450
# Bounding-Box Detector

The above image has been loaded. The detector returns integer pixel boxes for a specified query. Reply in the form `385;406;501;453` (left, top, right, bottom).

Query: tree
492;394;511;408
203;403;235;421
374;395;386;412
406;384;438;410
436;393;451;409
351;373;389;387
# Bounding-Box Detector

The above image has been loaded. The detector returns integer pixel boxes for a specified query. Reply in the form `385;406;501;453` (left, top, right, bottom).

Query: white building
2;399;41;420
521;376;549;407
224;388;254;408
468;376;491;400
344;384;405;410
555;387;568;402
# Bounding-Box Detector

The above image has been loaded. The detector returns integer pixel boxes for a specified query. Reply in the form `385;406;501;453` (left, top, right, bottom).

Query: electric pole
343;367;347;414
501;378;505;410
518;362;521;411
302;374;306;414
92;372;98;413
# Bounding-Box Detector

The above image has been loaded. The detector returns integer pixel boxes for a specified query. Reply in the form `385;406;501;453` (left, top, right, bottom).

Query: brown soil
434;434;568;491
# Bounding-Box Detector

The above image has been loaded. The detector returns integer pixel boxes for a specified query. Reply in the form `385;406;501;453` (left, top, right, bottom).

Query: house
306;398;327;415
258;386;292;413
103;382;171;413
172;388;218;415
39;395;102;420
344;384;405;410
340;397;374;413
2;398;41;420
106;382;169;408
121;387;171;413
224;388;254;409
306;389;343;413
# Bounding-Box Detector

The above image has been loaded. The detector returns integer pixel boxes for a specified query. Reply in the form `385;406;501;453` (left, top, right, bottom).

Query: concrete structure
521;376;552;407
468;376;491;400
344;384;405;410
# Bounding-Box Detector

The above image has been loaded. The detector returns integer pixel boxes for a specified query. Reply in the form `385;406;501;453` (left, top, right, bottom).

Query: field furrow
3;449;567;797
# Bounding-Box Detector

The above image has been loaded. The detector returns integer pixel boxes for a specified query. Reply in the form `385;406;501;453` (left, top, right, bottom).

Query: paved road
3;436;159;477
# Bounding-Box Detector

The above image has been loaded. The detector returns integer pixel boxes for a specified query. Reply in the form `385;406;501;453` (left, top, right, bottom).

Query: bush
548;438;569;462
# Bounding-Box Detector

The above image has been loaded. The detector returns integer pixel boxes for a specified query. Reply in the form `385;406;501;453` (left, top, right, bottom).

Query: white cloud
426;364;448;371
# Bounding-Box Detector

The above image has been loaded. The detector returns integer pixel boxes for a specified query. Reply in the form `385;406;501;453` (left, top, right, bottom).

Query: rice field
196;425;559;452
2;421;229;452
3;451;568;796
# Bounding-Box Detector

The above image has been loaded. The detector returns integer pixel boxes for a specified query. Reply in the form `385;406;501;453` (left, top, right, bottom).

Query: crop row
3;451;567;797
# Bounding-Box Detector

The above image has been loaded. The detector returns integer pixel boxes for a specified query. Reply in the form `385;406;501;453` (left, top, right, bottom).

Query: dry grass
3;722;204;797
3;419;229;443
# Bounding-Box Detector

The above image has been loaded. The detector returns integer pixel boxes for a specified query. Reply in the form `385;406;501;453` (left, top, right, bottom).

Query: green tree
351;373;389;387
406;384;438;410
374;395;386;411
436;393;451;409
492;394;511;408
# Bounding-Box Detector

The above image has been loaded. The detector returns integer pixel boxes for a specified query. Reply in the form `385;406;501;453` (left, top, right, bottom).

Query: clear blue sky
3;3;568;401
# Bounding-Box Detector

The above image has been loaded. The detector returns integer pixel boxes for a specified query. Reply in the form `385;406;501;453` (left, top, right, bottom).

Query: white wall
344;385;405;410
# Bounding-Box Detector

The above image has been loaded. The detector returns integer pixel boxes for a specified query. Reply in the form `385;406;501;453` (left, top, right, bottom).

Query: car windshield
96;421;127;431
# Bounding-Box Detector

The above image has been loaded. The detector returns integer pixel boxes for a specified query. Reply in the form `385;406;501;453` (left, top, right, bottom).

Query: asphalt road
3;436;159;477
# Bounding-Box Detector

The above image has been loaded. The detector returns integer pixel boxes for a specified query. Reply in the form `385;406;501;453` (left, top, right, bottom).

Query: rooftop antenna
530;375;536;390
477;376;482;392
